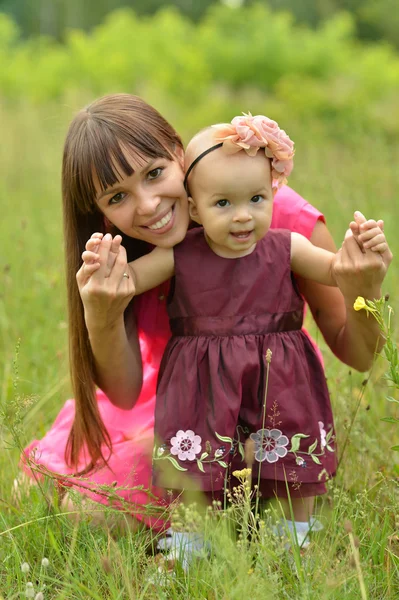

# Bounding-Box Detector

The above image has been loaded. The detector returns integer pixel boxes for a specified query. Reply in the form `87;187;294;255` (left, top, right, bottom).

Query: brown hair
62;94;183;471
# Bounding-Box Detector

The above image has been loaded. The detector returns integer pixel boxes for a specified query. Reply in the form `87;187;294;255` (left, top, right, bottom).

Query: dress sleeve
271;185;325;240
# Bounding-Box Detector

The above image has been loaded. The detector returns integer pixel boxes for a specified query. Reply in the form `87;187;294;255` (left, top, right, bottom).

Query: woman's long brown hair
62;94;183;471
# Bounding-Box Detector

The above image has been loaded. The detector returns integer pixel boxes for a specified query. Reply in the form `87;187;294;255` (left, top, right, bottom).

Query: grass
0;98;399;598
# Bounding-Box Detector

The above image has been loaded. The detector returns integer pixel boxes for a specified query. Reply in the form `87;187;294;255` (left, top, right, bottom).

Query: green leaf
386;396;399;404
238;442;245;460
218;461;228;468
293;433;310;439
308;439;318;454
200;452;209;461
290;437;301;453
326;445;334;452
311;455;321;465
215;432;233;444
390;445;399;452
197;459;205;472
380;417;399;424
167;456;187;471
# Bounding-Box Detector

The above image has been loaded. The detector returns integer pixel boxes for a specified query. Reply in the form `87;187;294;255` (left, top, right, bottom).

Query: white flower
170;430;202;461
41;557;49;568
25;583;35;599
214;449;223;458
21;562;30;574
296;456;305;466
318;421;327;448
157;446;165;457
250;428;289;463
35;593;44;600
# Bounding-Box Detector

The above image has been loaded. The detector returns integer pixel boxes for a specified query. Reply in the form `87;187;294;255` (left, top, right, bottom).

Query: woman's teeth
147;209;173;230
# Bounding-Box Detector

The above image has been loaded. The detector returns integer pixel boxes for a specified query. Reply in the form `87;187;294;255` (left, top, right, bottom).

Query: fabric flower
170;430;202;461
212;112;294;191
318;421;327;449
249;428;289;463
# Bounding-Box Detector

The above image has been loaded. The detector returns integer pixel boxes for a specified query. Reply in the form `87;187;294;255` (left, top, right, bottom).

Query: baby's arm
290;214;388;286
128;247;175;295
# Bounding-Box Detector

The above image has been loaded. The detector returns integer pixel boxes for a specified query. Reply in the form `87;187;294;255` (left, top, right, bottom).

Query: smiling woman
94;150;189;246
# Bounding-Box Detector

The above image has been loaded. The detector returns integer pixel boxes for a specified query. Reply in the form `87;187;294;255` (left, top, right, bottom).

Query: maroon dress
153;228;337;493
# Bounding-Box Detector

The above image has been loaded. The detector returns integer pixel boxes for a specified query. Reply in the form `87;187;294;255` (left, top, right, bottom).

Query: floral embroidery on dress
249;428;289;463
318;421;327;448
170;430;202;461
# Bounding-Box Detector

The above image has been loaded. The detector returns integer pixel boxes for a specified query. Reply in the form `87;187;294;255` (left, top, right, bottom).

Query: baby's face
188;149;274;258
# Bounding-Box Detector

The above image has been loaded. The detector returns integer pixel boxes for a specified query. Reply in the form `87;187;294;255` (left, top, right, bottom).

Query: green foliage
0;4;399;134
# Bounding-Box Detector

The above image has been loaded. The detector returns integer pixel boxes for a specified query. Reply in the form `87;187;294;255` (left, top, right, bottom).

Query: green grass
0;99;398;598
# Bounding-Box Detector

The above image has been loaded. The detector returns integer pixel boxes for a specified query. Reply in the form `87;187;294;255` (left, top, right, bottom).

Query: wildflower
41;558;49;568
353;296;367;312
232;468;252;483
25;583;34;599
265;349;272;363
35;594;44;600
21;562;30;574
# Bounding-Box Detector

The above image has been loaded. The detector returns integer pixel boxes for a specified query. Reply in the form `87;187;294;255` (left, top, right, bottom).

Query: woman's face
94;147;189;248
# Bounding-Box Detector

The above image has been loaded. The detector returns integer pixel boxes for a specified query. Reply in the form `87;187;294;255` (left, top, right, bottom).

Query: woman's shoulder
271;185;325;240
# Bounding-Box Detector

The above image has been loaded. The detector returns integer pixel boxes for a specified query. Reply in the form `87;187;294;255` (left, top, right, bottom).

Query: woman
21;94;392;532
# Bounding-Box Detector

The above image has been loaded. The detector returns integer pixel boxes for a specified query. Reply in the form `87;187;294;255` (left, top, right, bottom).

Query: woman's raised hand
76;232;135;333
333;211;392;302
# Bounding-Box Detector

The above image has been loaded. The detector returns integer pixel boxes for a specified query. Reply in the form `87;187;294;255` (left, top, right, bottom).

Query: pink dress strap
272;185;326;365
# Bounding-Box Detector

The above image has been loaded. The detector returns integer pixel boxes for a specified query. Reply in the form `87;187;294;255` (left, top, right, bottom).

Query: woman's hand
76;232;136;334
333;211;392;303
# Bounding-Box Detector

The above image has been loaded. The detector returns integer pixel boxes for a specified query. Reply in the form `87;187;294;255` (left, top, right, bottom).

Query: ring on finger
123;272;130;279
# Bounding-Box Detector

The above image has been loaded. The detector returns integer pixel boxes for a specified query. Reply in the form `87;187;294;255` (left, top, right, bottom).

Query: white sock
274;517;323;549
157;528;205;571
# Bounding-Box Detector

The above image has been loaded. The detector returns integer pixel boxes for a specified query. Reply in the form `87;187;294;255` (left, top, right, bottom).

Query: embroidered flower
157;445;166;457
250;428;289;463
318;421;327;449
296;456;305;466
214;446;225;458
170;430;202;461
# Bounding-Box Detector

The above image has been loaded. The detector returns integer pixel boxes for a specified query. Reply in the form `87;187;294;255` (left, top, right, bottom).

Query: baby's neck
203;231;257;259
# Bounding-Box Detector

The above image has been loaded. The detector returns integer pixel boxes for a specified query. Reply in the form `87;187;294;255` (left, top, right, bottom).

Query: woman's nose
135;189;161;215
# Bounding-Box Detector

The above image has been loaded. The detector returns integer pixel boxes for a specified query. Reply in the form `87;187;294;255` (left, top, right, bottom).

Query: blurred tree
0;0;225;39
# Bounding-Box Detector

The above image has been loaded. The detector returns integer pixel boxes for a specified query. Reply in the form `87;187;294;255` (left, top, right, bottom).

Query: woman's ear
174;145;185;170
188;197;202;224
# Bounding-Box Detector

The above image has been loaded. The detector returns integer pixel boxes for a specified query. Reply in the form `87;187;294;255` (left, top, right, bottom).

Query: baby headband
184;112;295;193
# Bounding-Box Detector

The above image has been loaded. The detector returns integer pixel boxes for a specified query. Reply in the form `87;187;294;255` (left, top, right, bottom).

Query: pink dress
21;186;325;527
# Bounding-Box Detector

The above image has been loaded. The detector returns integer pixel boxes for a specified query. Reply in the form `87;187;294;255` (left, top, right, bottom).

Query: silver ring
123;272;129;279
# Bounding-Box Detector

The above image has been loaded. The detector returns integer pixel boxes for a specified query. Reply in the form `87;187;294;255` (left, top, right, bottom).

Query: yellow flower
353;296;367;312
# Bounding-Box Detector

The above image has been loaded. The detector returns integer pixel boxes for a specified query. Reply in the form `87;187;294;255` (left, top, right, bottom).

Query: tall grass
0;99;398;597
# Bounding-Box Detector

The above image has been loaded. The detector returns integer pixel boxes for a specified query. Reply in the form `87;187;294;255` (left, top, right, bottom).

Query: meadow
1;5;399;598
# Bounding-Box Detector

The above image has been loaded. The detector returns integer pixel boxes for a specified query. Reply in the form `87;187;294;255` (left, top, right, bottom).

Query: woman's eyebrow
96;184;123;202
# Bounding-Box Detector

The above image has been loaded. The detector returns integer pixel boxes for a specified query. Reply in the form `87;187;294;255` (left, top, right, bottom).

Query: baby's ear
188;197;202;224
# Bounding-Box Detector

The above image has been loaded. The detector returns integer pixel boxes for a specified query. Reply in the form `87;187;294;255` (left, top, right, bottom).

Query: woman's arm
77;233;143;410
295;218;392;372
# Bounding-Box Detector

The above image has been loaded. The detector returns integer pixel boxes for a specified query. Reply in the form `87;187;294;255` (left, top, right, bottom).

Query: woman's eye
251;195;264;203
147;167;164;180
108;192;126;205
216;199;230;207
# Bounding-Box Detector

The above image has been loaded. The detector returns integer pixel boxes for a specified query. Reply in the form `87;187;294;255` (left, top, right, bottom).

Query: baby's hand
350;211;388;254
82;232;123;277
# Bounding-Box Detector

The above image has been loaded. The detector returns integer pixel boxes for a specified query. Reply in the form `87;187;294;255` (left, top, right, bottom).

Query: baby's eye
216;199;230;207
147;167;164;180
250;195;264;204
108;192;126;205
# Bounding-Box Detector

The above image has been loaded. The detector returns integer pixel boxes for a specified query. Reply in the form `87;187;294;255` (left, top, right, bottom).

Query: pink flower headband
184;113;295;193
